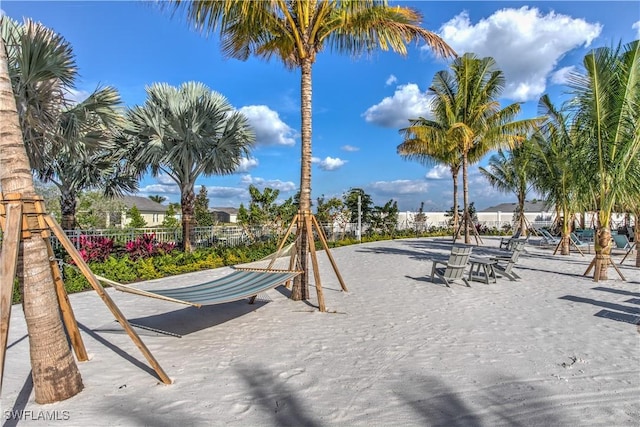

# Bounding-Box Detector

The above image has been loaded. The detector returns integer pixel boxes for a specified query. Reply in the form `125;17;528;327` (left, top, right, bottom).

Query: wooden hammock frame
0;193;172;395
271;211;348;311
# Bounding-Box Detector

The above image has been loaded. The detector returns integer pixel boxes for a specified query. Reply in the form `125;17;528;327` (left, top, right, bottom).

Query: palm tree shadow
2;372;33;427
398;375;565;426
234;363;321;427
77;322;159;380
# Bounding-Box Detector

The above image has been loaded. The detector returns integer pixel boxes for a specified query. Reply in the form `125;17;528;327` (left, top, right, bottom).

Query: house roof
211;207;239;215
481;200;552;213
119;195;167;212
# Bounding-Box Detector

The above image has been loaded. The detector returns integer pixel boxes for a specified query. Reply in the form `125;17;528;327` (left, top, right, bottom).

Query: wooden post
583;255;625;281
46;244;89;361
32;198;89;362
304;213;326;312
44;214;172;384
0;202;22;394
311;214;348;292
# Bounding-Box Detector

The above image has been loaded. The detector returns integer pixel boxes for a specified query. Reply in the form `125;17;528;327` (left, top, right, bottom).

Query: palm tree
567;40;640;279
1;17;76;171
398;119;462;233
479;140;535;236
168;0;455;300
401;53;537;243
0;26;84;403
530;95;581;255
126;81;255;252
148;195;167;204
36;87;138;229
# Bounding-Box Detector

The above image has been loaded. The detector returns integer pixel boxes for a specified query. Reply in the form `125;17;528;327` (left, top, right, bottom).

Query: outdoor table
468;257;497;284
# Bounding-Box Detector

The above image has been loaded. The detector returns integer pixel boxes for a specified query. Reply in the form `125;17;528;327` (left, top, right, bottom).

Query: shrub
74;235;115;262
125;233;176;260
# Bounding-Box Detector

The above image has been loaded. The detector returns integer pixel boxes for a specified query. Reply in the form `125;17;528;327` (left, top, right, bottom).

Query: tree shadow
559;295;640;326
234;363;321;427
592;286;640;298
559;295;640;315
2;372;33;427
398;375;566;426
77;322;159;380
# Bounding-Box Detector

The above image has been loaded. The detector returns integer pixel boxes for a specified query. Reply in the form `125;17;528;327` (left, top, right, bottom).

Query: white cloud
240;175;297;192
362;84;431;128
235;157;259;173
65;87;92;104
633;21;640;39
341;145;360;152
206;186;247;199
155;173;176;185
434;7;602;101
369;179;428;195
550;66;576;85
239;105;297;146
138;183;180;194
425;164;450;180
311;156;347;171
385;74;398;86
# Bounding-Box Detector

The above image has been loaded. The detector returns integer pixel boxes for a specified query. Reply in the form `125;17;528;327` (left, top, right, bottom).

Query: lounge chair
626;226;635;242
575;228;595;242
490;239;526;281
569;232;591;255
499;229;521;250
612;234;632;250
539;229;560;246
430;245;472;287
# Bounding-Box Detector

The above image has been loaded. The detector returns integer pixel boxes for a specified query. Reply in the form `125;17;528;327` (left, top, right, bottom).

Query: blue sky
3;1;639;211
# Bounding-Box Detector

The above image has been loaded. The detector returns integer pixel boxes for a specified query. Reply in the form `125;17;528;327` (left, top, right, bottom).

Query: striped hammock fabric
98;269;301;308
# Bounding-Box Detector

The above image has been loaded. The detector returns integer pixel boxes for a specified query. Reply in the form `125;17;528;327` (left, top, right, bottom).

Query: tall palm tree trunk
0;37;83;403
632;211;640;267
517;191;527;236
181;185;196;252
635;225;639;268
560;212;571;255
451;167;459;236
292;57;313;301
462;153;470;244
596;214;612;280
60;189;77;230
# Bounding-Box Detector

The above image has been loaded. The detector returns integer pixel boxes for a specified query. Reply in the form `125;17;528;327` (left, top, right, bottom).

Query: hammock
97;269;300;308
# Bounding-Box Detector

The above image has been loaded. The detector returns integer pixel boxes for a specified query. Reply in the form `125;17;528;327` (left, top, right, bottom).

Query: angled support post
45;214;172;384
0;201;22;394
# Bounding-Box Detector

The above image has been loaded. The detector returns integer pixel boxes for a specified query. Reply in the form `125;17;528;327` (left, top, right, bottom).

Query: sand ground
2;236;639;426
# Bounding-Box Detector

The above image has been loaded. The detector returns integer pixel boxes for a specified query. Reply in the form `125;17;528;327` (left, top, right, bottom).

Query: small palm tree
402;53;537;243
567;40;640;279
0;21;84;403
36;87;138;229
168;0;455;300
398;120;462;233
479;140;535;236
1;17;76;171
530;95;581;255
126;81;255;252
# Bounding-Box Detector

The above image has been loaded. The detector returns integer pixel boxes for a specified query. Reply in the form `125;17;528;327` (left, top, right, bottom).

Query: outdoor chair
499;229;521;250
612;234;632;250
626;226;635;242
490;239;526;281
539;229;560;246
430;245;473;287
575;228;595;242
569;232;591;254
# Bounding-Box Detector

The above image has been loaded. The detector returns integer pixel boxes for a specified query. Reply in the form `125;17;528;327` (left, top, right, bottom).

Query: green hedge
11;229;505;304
